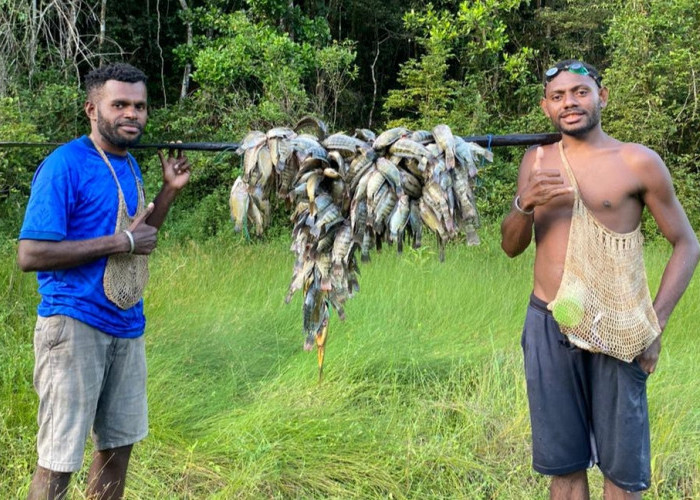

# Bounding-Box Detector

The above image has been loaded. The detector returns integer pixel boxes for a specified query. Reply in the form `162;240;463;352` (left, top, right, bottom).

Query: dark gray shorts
521;294;651;492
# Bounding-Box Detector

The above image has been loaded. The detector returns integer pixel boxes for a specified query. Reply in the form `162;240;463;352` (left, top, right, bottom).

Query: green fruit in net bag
552;281;586;328
552;297;585;327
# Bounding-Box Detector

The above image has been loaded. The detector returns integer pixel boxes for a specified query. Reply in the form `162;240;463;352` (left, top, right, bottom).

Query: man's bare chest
547;159;644;233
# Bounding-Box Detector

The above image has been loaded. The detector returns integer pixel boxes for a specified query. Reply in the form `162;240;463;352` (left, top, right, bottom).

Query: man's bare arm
18;203;156;272
638;148;700;330
146;148;191;229
17;236;130;271
501;148;537;257
632;147;699;373
500;201;536;258
501;146;573;257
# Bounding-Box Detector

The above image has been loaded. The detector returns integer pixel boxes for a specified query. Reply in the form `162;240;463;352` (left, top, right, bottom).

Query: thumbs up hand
124;202;157;255
519;146;573;211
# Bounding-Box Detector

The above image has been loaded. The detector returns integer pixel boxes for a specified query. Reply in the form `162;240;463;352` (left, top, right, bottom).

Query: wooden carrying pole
0;132;562;152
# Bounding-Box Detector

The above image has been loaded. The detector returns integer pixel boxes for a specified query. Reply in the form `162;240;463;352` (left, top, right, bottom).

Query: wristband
514;195;534;215
123;230;135;254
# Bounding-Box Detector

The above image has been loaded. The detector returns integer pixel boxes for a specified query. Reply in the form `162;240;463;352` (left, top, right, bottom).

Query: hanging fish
229;177;250;233
227;120;494;379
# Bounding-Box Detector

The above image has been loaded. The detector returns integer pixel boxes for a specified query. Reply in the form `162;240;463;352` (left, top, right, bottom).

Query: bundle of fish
229;118;493;376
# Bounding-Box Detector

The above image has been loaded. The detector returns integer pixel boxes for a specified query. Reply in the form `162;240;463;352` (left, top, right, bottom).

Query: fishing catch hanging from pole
229;117;493;379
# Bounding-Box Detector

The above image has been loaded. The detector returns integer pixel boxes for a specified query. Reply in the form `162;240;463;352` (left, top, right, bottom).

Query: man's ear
539;97;551;119
84;99;96;121
599;86;609;108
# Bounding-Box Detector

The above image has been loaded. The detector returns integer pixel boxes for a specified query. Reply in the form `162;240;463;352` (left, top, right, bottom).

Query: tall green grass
0;239;39;497
1;228;698;499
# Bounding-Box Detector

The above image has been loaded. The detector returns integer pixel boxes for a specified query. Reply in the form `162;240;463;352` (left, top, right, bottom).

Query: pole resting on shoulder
0;133;562;153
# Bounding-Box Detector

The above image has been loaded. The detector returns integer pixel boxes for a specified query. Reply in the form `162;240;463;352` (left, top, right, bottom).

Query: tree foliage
0;0;698;239
383;0;535;132
602;0;700;231
0;98;46;237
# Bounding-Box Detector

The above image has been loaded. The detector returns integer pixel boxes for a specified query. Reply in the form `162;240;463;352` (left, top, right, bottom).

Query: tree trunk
28;0;39;86
99;0;107;66
369;36;388;128
179;0;192;100
286;1;294;41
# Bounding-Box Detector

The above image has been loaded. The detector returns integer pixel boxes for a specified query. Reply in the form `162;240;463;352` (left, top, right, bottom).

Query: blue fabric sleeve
19;152;75;241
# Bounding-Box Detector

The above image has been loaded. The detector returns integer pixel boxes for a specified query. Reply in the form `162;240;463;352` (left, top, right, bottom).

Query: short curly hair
84;63;147;96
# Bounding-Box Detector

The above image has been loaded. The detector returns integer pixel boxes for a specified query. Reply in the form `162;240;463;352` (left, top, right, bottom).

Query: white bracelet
123;230;135;254
514;195;534;215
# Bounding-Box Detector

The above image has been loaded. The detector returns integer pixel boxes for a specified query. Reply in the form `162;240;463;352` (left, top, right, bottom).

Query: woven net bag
547;142;660;362
92;140;150;310
103;194;149;310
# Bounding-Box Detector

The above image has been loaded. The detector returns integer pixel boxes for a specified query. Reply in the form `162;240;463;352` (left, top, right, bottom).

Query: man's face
86;80;148;153
540;71;607;138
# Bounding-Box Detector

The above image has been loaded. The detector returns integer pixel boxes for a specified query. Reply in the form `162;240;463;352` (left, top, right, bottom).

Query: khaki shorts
33;315;148;473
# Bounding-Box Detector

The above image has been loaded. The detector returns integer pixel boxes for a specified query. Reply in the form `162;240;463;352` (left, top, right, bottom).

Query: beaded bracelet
514;195;534;216
123;230;135;254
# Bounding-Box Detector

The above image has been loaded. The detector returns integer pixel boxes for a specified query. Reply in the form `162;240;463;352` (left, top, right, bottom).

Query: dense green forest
1;0;699;240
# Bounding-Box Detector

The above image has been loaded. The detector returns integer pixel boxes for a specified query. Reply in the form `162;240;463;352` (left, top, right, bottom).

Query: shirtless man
501;60;699;499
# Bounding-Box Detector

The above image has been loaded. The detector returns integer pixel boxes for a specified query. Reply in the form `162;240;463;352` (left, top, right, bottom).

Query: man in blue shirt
18;62;191;500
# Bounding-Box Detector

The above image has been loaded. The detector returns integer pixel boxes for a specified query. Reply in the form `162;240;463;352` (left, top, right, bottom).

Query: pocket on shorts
630;359;650;381
557;332;581;352
36;315;68;350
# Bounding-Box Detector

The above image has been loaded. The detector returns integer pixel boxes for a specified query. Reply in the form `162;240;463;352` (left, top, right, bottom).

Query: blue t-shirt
19;136;146;338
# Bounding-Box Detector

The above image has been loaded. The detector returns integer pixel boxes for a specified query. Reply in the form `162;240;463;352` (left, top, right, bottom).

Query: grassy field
1;227;698;499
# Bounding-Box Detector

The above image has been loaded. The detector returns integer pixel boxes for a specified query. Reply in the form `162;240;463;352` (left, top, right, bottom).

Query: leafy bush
176;7;356;129
17;81;83;141
604;0;700;234
0;98;47;237
1;0;699;242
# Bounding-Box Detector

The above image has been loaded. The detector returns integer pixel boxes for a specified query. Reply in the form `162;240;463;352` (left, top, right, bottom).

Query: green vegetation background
1;0;699;239
1;0;699;497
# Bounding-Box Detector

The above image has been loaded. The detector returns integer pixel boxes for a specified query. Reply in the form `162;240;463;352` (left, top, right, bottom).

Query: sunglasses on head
544;62;602;88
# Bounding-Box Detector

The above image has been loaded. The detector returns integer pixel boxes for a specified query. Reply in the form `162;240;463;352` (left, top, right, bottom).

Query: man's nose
122;105;138;119
563;92;579;107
